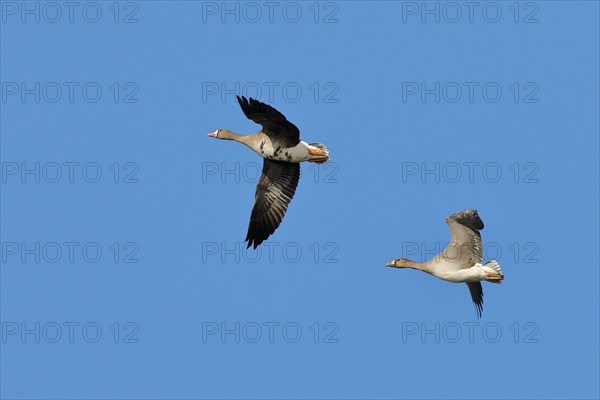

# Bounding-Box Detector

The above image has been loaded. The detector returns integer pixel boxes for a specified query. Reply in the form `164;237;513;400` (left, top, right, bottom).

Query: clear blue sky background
1;1;599;399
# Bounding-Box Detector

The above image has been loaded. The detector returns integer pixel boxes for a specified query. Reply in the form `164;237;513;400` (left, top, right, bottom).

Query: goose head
207;129;238;140
385;258;410;268
385;258;425;271
208;129;222;138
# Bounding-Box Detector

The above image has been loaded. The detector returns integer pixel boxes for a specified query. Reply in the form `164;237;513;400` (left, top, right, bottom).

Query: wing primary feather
466;282;484;319
244;160;300;249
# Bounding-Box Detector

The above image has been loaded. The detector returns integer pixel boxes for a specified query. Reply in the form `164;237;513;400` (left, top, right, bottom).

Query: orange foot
308;149;327;156
485;272;504;279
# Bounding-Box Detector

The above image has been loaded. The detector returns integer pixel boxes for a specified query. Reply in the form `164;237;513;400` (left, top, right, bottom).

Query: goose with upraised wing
208;96;330;249
386;209;504;318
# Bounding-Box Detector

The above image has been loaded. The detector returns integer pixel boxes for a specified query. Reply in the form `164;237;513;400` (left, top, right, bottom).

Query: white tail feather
307;142;330;163
475;260;504;284
484;260;502;275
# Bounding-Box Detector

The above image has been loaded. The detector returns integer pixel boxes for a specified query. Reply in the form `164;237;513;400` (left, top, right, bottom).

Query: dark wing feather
245;159;300;249
441;209;484;268
466;282;484;319
237;96;300;145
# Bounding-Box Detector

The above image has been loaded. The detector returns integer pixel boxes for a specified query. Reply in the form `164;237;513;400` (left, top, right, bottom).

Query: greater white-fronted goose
208;96;330;249
385;209;503;318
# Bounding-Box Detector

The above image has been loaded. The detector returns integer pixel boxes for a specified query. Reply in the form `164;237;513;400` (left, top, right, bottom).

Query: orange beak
207;131;217;138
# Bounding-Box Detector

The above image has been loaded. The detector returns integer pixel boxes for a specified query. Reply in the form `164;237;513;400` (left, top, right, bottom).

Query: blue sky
1;1;598;399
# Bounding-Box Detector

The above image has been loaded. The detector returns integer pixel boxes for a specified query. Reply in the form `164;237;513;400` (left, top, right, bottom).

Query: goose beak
207;131;217;138
385;261;395;267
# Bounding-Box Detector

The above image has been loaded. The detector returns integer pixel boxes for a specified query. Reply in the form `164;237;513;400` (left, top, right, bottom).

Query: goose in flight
208;96;330;249
385;209;504;318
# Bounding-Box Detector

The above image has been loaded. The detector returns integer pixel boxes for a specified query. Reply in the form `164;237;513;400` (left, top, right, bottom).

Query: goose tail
308;143;330;164
480;260;504;284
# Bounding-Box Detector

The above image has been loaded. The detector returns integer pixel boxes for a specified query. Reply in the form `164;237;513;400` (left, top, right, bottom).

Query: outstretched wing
441;209;485;268
237;96;300;145
245;159;300;249
466;282;484;319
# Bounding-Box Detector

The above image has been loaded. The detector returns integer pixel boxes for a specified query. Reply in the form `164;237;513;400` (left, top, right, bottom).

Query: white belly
432;265;482;283
253;139;309;162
